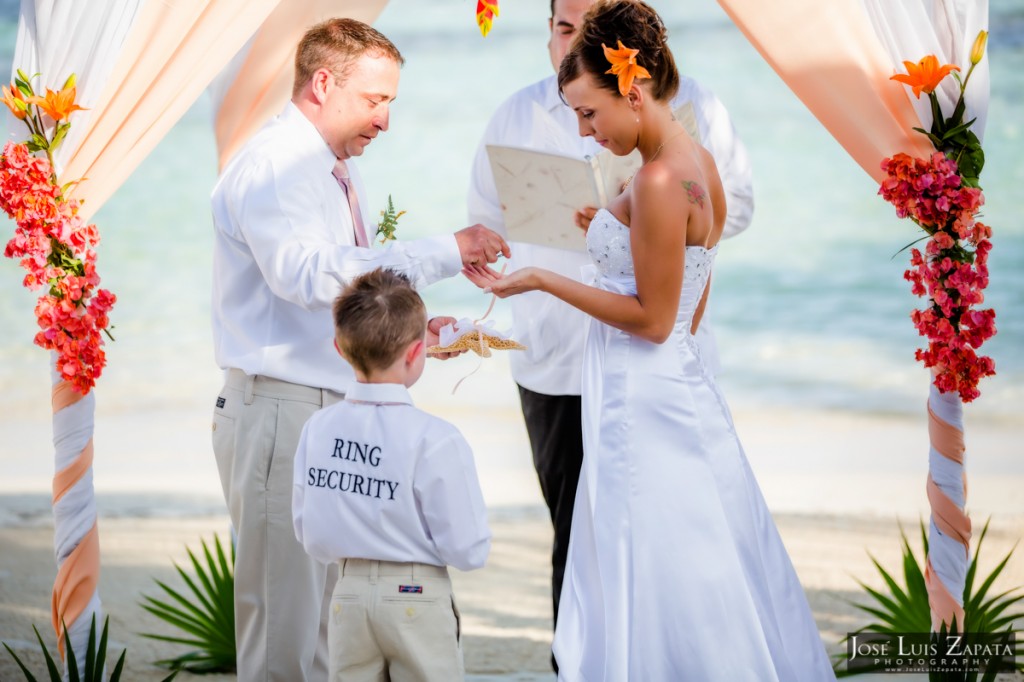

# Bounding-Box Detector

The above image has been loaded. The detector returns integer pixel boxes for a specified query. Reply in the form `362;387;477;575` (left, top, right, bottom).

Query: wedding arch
4;0;993;672
5;0;387;663
718;0;991;633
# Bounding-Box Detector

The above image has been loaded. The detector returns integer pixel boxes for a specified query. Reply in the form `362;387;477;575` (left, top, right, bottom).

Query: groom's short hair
333;268;426;375
293;18;404;97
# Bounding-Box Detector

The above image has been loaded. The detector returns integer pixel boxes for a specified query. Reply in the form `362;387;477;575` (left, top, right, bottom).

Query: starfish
428;329;525;358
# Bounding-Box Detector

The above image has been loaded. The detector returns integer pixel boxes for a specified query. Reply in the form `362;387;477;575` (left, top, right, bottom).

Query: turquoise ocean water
0;0;1021;426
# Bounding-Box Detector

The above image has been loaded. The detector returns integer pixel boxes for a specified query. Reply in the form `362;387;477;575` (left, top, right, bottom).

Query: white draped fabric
9;0;144;168
861;0;990;141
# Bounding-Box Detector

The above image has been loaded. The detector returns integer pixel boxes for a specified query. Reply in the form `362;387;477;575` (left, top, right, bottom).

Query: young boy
292;268;491;681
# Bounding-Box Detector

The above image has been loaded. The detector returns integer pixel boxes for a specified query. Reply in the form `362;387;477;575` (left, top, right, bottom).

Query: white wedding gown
552;209;836;681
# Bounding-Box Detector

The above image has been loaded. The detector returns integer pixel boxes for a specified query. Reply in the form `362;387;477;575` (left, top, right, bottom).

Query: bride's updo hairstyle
558;0;679;102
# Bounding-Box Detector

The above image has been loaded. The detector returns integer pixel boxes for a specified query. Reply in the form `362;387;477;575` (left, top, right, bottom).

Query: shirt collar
542;74;564;114
345;382;415;406
279;101;338;174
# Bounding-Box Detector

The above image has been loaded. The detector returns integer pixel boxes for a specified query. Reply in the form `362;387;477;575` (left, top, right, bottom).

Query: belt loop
339;559;347;577
320;387;327;408
369;560;379;585
243;374;255;405
411;562;417;583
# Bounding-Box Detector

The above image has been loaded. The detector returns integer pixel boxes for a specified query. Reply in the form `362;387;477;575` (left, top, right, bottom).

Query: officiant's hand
574;206;598;233
455;225;511;267
463;264;543;298
426;316;466;360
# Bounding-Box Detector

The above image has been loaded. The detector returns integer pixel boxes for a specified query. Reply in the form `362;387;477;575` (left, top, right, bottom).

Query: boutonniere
376;194;405;244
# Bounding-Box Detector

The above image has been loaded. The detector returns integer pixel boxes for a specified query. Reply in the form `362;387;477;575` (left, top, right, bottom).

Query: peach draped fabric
59;0;283;220
212;0;389;170
716;0;934;183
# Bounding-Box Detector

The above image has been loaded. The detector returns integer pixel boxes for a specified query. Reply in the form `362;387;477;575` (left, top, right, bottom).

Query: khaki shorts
328;558;464;682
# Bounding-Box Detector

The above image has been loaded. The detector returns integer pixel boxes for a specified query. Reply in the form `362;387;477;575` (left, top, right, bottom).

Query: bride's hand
462;265;544;298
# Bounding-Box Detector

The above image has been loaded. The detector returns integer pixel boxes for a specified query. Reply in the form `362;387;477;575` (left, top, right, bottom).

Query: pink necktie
332;159;371;248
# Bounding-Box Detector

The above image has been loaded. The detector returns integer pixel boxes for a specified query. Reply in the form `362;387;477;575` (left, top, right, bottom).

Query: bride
463;1;837;679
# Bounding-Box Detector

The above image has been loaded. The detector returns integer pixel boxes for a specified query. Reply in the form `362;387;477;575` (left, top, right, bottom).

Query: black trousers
517;385;585;637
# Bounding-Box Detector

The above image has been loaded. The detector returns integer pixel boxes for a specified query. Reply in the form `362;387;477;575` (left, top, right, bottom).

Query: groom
467;0;754;663
210;18;508;682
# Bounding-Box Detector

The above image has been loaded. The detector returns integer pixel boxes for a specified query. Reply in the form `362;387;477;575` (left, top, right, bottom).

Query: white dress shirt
468;75;754;396
212;103;462;393
292;382;492;572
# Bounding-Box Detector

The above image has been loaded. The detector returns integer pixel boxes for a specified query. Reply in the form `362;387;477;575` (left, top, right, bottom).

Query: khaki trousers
213;369;342;681
330;559;464;682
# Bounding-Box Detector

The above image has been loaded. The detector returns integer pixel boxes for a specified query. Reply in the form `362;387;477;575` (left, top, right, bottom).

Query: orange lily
476;0;499;38
603;40;651;97
890;55;960;99
2;82;29;119
27;85;87;122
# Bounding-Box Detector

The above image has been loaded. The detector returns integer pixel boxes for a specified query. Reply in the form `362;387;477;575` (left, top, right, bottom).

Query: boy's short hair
333;268;427;375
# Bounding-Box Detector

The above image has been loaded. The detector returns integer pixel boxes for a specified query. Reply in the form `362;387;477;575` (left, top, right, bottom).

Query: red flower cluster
1;141;115;394
879;151;995;402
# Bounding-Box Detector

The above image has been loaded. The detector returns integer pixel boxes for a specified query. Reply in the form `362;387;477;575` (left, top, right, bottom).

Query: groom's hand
455;225;510;267
426;316;465;360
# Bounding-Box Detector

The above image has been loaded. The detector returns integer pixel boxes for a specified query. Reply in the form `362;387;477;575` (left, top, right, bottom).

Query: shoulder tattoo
682;180;706;209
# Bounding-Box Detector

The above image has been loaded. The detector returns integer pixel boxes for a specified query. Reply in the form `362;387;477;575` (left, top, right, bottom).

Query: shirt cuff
412;233;462;285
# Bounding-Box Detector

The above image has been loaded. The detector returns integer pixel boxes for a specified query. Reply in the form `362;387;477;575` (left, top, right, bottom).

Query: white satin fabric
553;210;835;681
8;0;145;169
861;0;989;141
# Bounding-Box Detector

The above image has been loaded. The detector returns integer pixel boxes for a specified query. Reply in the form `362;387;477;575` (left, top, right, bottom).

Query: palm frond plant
834;518;1023;679
2;614;176;681
139;534;235;673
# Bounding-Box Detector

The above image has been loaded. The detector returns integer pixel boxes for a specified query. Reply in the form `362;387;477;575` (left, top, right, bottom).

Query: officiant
466;0;754;667
210;18;508;682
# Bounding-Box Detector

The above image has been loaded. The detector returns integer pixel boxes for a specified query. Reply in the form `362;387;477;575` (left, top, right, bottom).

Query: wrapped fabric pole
50;358;102;660
925;381;970;631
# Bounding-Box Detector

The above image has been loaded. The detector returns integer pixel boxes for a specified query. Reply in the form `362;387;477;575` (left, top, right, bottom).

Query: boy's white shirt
292;381;491;572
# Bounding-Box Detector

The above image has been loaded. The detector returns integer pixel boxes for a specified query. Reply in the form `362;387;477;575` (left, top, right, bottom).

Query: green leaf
869;554;915;611
14;77;33;98
2;642;40;682
139;534;236;673
913;126;943;148
950;96;967;127
50;123;69;154
62;622;79;682
891;234;929;260
83;614;96;681
929;93;945;136
33;625;62;682
109;648;127;682
844;517;1024;677
94;616;109;682
941;117;977;142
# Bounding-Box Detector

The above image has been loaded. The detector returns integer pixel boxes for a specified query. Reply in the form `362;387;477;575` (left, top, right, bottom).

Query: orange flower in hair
603;40;651;97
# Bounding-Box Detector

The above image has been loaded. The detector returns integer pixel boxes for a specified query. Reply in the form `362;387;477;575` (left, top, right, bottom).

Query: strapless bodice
586;208;717;327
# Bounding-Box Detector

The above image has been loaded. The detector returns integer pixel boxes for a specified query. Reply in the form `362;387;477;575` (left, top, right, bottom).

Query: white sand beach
1;354;1022;680
2;508;1023;680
